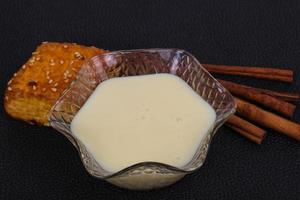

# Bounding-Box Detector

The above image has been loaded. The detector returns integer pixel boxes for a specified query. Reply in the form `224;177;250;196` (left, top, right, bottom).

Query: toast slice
4;42;106;125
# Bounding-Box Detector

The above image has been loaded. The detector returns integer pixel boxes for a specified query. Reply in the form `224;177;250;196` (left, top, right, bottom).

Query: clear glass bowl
49;49;236;190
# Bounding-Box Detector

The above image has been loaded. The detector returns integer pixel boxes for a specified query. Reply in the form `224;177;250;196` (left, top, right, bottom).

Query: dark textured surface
0;0;299;199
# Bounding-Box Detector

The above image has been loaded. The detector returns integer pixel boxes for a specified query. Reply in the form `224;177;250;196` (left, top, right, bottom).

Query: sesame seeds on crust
4;42;106;125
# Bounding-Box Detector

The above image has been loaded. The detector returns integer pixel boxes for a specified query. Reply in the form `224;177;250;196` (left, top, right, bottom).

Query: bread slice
4;42;106;125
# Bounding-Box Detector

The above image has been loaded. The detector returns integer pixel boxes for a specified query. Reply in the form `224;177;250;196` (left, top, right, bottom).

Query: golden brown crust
4;42;106;125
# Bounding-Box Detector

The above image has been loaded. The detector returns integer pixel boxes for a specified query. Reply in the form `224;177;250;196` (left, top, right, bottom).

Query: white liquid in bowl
71;74;216;173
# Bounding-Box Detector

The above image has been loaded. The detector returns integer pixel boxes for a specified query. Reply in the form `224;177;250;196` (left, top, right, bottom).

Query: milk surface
71;74;216;173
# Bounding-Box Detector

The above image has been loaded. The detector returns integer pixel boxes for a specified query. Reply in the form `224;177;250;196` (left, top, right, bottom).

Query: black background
1;0;300;199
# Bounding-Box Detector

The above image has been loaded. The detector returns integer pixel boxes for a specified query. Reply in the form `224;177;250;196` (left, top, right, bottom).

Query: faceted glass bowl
49;49;236;190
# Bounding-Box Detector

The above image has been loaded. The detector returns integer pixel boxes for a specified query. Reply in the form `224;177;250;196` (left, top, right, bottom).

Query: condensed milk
71;74;216;173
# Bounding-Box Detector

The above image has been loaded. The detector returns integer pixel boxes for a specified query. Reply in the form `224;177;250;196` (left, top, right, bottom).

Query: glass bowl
49;49;236;190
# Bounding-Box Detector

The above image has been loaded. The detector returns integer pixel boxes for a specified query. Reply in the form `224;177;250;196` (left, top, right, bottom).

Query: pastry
4;42;106;125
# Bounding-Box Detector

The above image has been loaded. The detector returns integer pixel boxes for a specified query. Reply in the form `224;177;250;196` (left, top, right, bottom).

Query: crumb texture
4;42;106;125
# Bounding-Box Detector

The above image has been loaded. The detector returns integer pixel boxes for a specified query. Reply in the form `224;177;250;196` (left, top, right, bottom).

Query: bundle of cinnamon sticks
202;64;300;144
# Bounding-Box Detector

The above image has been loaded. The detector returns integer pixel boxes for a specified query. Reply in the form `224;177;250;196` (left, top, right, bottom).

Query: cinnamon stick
255;88;299;102
202;64;293;83
235;97;300;141
226;124;264;145
218;79;296;117
227;115;266;139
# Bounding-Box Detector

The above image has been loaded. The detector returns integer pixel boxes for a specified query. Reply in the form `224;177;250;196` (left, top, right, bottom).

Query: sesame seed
64;79;69;83
42;88;46;92
5;96;8;101
63;45;68;48
50;59;54;62
60;60;64;64
48;79;53;84
33;85;37;90
67;74;72;78
74;52;84;60
32;51;39;55
36;57;41;61
42;41;48;44
51;88;57;92
71;67;76;71
29;57;35;63
65;70;69;74
70;61;74;65
46;71;50;75
54;83;58;87
7;80;12;85
22;65;26;69
46;76;50;80
50;63;55;66
13;73;17;77
7;87;12;91
72;42;77;45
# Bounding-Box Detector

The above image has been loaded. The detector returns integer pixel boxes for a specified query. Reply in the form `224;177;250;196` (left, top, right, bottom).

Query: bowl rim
49;48;236;179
